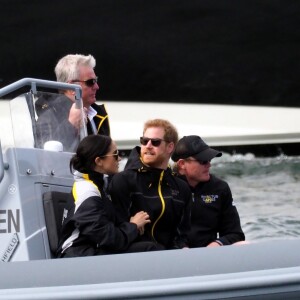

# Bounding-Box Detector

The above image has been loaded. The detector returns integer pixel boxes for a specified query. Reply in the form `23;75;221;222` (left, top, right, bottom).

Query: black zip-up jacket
178;174;245;247
109;147;192;249
56;171;139;257
35;92;110;152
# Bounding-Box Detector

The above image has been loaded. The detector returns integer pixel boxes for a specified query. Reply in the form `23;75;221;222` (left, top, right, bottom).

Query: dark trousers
59;241;165;258
125;241;165;253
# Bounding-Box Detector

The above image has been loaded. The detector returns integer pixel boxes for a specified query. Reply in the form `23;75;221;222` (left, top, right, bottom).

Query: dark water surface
211;154;300;242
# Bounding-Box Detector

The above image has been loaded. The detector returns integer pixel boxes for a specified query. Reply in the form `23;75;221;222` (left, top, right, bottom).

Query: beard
141;151;167;169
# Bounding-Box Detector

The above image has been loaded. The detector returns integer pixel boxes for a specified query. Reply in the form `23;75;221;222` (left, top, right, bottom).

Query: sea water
211;154;300;242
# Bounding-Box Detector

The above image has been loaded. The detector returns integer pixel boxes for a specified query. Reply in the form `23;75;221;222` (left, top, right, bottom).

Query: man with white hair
35;54;110;152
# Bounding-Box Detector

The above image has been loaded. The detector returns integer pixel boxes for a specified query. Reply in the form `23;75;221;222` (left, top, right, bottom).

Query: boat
0;78;300;299
106;101;300;157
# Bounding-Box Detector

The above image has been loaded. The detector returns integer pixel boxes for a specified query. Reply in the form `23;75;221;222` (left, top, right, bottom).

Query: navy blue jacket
179;174;245;247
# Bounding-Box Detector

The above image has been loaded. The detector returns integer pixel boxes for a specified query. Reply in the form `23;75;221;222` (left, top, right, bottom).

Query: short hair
54;54;96;83
70;135;112;174
143;119;178;145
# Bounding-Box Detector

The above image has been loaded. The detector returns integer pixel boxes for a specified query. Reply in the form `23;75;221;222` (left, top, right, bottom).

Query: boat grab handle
0;77;86;139
0;77;82;107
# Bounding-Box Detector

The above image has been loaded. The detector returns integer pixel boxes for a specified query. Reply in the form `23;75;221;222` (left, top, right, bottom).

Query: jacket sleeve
172;181;192;249
74;196;138;252
108;172;133;223
217;183;245;245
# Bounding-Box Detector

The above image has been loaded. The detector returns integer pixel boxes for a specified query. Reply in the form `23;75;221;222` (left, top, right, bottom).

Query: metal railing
0;77;82;105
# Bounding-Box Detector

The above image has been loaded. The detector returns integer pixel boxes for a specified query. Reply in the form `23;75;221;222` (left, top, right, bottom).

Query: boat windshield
6;91;86;152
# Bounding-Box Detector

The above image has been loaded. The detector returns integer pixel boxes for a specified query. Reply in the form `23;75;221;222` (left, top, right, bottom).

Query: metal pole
0;78;82;98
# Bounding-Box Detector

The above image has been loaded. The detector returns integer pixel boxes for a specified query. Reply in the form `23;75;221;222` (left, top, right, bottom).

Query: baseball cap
171;135;222;162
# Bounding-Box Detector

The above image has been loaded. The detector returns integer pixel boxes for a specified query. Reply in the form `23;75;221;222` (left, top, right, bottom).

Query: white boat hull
103;101;300;153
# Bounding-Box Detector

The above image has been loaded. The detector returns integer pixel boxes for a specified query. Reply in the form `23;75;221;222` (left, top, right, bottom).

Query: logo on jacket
201;195;218;203
171;189;179;197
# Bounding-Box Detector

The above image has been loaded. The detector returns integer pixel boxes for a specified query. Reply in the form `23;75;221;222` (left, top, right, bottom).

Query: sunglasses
140;137;165;147
72;77;98;87
185;158;211;165
99;150;119;160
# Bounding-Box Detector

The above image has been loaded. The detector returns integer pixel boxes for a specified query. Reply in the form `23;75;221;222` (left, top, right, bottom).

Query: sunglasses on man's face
140;137;165;147
72;77;98;87
100;150;119;160
185;158;211;165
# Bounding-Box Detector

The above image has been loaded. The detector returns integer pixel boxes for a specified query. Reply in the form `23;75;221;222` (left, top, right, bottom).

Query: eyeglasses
99;150;119;160
140;137;165;147
71;77;98;87
185;158;211;165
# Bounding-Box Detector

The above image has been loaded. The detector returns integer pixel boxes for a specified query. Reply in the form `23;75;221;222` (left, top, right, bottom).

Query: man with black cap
172;135;245;248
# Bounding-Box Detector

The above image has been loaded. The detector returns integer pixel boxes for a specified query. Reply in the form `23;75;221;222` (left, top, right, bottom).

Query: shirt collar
87;106;97;120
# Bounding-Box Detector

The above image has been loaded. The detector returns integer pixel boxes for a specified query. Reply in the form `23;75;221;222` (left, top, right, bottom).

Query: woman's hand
130;211;151;234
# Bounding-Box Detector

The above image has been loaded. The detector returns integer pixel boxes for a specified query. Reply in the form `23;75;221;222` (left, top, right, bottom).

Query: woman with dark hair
56;135;157;258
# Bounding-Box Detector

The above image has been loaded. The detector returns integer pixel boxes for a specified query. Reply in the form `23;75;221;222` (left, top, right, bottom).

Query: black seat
42;191;73;257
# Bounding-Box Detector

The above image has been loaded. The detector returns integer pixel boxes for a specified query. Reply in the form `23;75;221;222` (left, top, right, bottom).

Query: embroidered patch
171;189;179;197
201;195;218;204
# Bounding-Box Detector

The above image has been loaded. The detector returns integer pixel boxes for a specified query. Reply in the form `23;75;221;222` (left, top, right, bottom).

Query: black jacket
35;92;110;152
56;171;139;257
179;174;245;247
109;147;192;249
